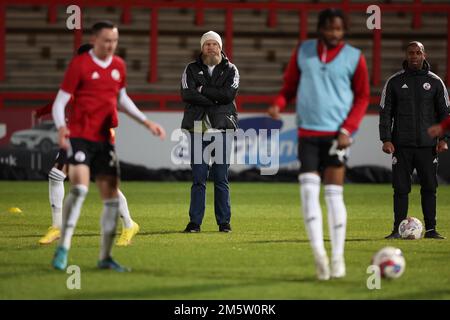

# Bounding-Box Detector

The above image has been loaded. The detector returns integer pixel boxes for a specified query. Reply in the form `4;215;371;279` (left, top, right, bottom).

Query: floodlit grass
0;181;449;299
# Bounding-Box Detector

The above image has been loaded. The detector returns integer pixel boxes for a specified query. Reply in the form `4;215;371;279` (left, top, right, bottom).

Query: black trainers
424;230;446;239
219;223;232;233
184;222;200;233
385;230;401;239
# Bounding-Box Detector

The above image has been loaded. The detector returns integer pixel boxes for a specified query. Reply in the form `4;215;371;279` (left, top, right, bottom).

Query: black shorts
298;136;348;173
54;149;67;170
67;138;120;178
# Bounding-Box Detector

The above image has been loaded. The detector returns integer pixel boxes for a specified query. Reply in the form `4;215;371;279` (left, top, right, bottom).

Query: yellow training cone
8;207;22;214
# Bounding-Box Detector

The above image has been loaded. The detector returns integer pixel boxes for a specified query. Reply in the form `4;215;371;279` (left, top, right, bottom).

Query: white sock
59;184;88;250
324;184;347;259
118;190;133;229
299;173;326;257
48;167;66;229
99;198;120;260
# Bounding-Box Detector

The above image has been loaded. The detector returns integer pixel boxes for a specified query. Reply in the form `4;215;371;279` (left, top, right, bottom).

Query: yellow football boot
39;226;61;245
116;221;140;246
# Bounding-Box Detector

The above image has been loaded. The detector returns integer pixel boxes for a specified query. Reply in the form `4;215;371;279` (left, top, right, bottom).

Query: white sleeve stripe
181;65;188;89
230;64;239;89
380;70;404;109
52;89;71;129
428;71;450;107
181;62;195;89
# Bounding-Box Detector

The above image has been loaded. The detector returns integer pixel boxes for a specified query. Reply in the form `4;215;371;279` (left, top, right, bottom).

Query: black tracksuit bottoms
392;146;438;232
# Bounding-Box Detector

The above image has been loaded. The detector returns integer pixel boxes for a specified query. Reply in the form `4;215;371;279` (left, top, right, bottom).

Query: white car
10;120;58;153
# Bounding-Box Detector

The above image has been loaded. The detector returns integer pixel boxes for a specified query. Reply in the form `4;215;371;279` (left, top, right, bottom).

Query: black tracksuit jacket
181;53;239;131
379;60;449;147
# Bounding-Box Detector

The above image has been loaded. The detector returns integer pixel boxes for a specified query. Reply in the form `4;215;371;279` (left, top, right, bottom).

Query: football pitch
0;181;449;300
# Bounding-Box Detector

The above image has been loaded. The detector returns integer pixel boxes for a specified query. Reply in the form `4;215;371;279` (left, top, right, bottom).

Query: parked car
10;120;58;153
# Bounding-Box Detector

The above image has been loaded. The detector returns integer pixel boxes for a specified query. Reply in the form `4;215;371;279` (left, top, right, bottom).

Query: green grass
0;181;449;299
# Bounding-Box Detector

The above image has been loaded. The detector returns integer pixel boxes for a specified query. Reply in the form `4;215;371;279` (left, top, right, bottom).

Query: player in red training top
35;67;142;247
51;22;165;272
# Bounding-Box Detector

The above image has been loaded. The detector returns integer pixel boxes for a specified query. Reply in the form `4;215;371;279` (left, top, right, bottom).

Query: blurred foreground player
37;45;140;247
51;22;165;271
268;9;370;280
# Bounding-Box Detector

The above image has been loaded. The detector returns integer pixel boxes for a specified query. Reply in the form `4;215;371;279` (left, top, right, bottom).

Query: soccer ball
372;246;406;279
399;217;423;239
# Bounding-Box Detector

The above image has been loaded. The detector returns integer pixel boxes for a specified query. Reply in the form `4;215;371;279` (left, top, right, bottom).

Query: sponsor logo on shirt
91;71;100;79
423;82;431;90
